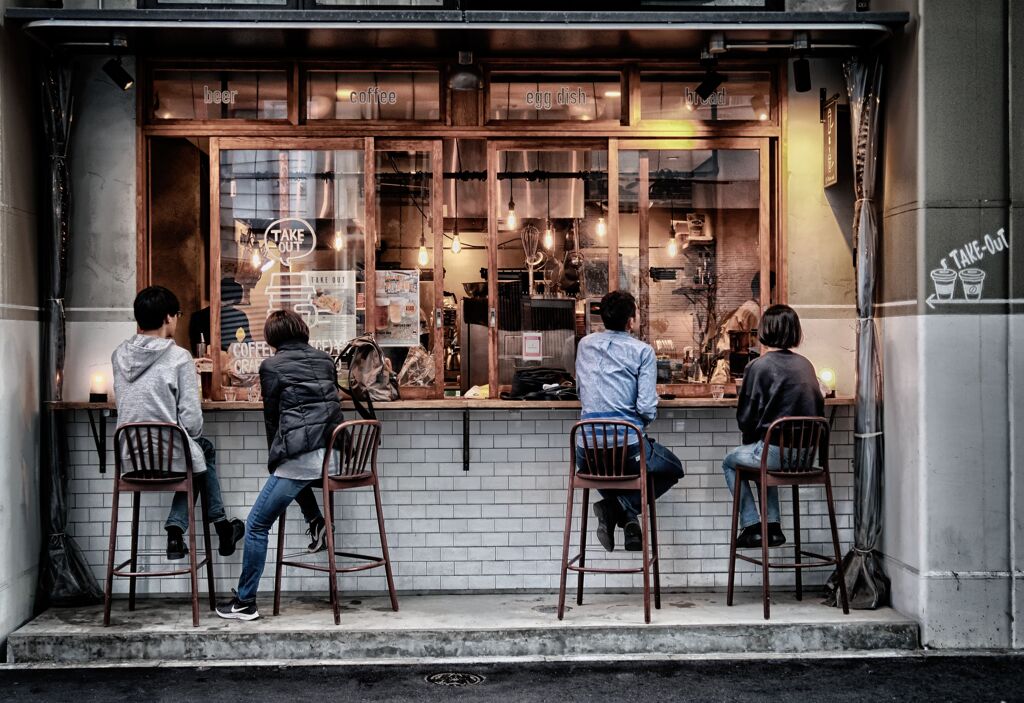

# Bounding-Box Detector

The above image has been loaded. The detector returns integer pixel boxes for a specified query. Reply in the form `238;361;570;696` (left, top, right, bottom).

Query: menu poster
307;271;358;355
375;269;421;347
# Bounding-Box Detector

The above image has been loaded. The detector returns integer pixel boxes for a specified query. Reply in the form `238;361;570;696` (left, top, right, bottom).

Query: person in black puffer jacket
217;309;344;621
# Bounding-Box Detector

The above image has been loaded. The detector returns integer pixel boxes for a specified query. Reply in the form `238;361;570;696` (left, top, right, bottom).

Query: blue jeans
575;438;684;522
722;441;783;530
237;475;324;603
166;437;226;532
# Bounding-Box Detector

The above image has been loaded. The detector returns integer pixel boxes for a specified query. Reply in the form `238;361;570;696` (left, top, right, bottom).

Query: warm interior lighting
90;373;107;395
333;231;344;251
506;197;517;229
751;96;769;121
596;217;607;237
604;90;621;98
818;367;837;393
250;250;262;268
418;242;430;267
667;223;679;257
543;223;554;250
450;230;462;254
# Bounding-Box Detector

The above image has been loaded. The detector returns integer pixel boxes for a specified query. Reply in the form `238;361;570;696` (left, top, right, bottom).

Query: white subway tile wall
67;408;853;597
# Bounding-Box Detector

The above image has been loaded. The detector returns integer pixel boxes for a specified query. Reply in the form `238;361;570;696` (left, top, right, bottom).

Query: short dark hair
133;286;180;331
758;304;803;350
264;309;309;348
600;291;637;331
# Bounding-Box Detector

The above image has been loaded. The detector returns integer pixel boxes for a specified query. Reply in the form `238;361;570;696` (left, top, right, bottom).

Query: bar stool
103;423;215;628
558;420;661;624
726;416;850;620
273;419;398;625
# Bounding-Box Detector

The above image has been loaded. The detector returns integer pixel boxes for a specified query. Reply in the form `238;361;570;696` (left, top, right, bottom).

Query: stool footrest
281;552;387;575
735;552;837;569
566;553;657;575
112;555;209;578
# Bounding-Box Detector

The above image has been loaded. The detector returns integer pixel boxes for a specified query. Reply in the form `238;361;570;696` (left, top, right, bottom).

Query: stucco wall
0;2;41;648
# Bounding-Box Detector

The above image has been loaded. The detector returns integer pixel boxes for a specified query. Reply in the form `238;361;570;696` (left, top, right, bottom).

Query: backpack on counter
337;334;400;405
500;366;577;401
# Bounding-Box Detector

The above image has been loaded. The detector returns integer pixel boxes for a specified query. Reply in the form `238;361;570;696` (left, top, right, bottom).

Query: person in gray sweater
112;286;244;560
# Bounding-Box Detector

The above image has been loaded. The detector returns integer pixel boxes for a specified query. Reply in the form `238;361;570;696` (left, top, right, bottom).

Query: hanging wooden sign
823;95;840;188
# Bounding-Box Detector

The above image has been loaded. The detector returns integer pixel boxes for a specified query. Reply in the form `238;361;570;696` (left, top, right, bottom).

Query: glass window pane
152;70;289;121
374;149;437;392
441;139;488;396
307;71;441;121
640;72;772;122
620;148;762;389
495;148;608;390
489;73;621;122
218;148;365;399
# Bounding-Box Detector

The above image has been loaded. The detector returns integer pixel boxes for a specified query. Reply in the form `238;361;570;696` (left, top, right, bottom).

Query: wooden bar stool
103;423;215;628
726;416;850;620
273;419;398;625
558;419;661;624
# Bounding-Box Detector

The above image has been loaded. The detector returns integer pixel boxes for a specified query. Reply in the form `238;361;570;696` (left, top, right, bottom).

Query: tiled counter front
66;407;854;596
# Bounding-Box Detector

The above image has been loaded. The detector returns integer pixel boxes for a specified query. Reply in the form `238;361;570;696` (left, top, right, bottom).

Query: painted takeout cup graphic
958;268;986;300
929;268;957;300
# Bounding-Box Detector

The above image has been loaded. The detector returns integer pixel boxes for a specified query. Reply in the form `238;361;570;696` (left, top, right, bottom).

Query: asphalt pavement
2;656;1023;702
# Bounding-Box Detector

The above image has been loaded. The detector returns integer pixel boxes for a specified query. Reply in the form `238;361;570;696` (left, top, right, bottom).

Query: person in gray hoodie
112;286;245;560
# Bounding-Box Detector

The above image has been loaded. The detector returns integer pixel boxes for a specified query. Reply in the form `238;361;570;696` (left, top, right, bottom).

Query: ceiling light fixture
695;49;726;102
103;56;134;91
448;51;483;92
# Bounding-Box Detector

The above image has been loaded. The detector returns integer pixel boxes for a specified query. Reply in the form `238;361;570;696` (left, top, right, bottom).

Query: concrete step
7;592;919;665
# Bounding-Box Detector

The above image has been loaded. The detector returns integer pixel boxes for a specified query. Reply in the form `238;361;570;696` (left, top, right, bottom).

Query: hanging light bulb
250;248;262;268
543;222;554;250
667;222;679;257
451;229;462;254
229;179;237;198
507;196;517;229
596;217;607;237
418;238;430;267
333;231;344;251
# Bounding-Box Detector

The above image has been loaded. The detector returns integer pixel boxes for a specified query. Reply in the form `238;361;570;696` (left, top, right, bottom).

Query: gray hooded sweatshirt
111;335;207;474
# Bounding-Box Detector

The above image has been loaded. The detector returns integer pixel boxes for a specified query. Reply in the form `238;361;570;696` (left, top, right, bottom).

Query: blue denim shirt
575;330;658;445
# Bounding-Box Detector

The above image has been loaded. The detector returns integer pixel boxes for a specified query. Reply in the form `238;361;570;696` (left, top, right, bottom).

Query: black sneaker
735;523;763;549
623;519;643;552
166;527;187;560
768;522;787;547
306;517;328;553
215;518;246;557
592;499;618;552
215;593;259;621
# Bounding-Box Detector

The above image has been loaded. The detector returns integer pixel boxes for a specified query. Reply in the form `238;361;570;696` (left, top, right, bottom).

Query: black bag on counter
501;367;577;401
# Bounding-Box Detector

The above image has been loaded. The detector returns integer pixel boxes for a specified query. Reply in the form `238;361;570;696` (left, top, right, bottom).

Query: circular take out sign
262;217;317;266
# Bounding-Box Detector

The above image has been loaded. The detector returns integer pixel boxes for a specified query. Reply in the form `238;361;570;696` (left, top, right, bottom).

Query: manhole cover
425;673;485;687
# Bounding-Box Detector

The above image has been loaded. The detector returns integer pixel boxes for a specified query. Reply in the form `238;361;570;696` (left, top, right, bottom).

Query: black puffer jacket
260;341;345;472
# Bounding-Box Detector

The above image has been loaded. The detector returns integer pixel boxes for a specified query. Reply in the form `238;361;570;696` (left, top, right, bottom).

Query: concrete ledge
7;593;919;665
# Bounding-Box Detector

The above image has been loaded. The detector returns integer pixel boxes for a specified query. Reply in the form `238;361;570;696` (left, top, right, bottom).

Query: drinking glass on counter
711;384;726;400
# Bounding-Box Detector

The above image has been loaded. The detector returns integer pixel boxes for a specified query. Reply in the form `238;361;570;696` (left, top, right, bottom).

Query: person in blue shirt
575;291;684;552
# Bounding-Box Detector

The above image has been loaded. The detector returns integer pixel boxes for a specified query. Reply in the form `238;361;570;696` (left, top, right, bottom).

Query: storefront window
489;73;622;122
217;147;366;399
151;69;289;121
619;147;763;387
306;71;442;121
495;146;608;390
640;72;773;122
374;147;440;396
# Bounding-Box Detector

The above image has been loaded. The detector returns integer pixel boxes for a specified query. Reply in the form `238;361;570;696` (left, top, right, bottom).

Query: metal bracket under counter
86;408;109;474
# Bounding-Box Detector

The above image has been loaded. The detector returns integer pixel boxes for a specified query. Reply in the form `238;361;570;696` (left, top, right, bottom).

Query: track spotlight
793;57;812;93
103;57;134;91
695;49;726;101
448;51;483;92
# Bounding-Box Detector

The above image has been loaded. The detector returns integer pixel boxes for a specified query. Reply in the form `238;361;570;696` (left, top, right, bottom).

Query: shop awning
6;8;908;57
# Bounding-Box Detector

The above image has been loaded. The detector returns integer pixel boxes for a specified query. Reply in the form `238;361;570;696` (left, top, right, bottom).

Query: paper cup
930;268;957;300
958;268;986;300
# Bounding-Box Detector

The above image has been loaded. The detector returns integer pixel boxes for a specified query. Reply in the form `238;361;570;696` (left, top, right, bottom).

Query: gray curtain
38;59;103;607
826;55;890;609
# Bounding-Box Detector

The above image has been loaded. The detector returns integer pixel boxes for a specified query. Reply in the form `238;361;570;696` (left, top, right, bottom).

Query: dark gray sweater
736;350;825;445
